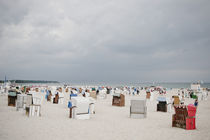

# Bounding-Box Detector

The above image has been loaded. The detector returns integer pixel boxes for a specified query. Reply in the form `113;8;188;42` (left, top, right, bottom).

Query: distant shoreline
0;80;59;83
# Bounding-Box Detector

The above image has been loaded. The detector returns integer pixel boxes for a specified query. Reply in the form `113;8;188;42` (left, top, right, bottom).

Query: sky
0;0;210;83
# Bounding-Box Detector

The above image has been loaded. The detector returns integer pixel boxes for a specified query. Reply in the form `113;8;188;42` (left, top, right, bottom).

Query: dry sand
0;90;210;140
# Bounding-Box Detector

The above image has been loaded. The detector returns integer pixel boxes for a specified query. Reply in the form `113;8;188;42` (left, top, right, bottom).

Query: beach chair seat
112;93;125;107
157;97;167;112
130;100;147;119
8;90;18;107
157;101;167;112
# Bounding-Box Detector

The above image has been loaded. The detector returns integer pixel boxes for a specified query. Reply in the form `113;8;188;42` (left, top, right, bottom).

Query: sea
17;82;210;89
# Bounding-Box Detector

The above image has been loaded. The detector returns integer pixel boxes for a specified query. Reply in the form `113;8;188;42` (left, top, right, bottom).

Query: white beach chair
150;91;154;101
88;97;96;114
26;92;42;117
58;92;64;104
196;92;203;101
16;94;27;111
70;97;90;120
50;89;57;102
130;100;147;119
166;97;172;112
98;89;107;99
30;93;42;117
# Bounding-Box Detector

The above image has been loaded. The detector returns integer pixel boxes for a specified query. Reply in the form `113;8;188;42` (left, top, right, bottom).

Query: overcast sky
0;0;210;83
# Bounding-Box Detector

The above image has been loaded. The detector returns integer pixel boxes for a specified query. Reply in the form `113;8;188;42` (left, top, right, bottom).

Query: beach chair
90;91;97;99
166;97;172;112
58;92;64;104
25;94;32;116
65;88;69;93
172;104;196;130
98;90;107;99
69;97;90;120
130;100;147;119
146;91;151;99
47;92;52;101
26;93;42;117
88;97;96;114
173;96;180;106
157;97;167;112
70;93;77;99
16;94;27;111
8;90;17;107
53;93;59;104
149;91;154;101
112;93;125;107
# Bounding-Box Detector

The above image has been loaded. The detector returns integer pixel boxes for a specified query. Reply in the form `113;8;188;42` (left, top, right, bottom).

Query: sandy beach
1;0;210;139
0;89;210;140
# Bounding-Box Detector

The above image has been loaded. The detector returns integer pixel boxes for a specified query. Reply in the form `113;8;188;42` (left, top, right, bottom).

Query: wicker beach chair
157;97;167;112
173;96;180;106
8;90;17;107
172;105;196;130
130;100;147;119
112;93;125;107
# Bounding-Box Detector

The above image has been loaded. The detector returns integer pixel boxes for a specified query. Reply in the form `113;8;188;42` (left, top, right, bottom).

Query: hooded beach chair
88;97;96;114
26;92;42;117
58;92;64;104
130;100;147;119
157;97;167;112
53;92;59;104
69;97;90;120
16;94;27;111
90;91;97;99
173;96;180;106
172;104;196;130
146;91;151;99
112;91;125;107
8;90;17;107
98;89;107;99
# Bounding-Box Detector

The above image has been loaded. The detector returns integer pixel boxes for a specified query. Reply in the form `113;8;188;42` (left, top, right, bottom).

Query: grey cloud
0;0;210;83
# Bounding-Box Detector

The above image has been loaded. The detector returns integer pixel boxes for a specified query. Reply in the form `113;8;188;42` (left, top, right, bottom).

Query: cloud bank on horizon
0;0;210;83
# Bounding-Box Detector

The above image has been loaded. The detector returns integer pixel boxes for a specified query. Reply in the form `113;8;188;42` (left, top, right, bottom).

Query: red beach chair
172;104;196;130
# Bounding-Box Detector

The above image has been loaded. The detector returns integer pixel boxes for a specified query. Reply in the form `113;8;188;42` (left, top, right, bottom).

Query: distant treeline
0;80;59;83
